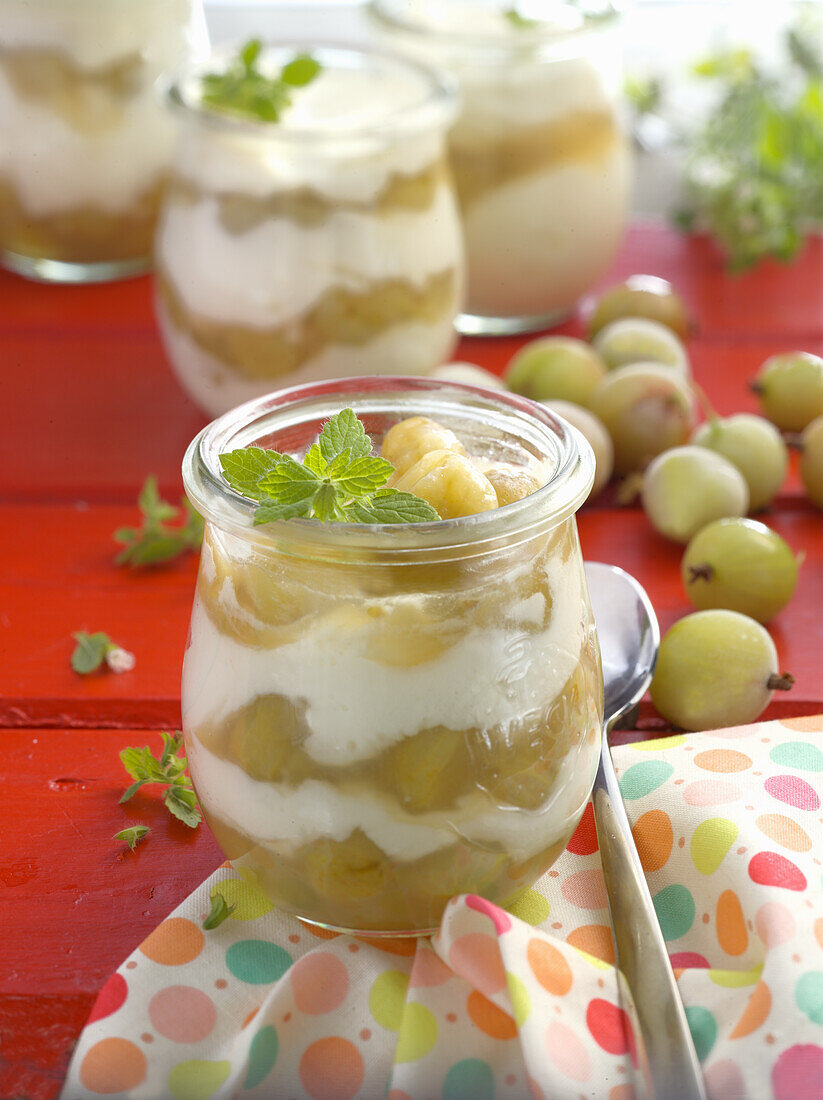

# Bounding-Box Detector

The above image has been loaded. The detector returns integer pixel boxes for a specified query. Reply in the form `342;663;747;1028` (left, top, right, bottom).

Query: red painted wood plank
0;728;222;1000
5;223;823;341
2;498;820;730
4;222;823;504
0;505;195;728
0;996;93;1100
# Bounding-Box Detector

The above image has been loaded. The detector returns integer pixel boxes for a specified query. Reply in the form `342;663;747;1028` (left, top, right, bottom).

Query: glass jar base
2;250;151;285
295;913;438;939
456;306;573;337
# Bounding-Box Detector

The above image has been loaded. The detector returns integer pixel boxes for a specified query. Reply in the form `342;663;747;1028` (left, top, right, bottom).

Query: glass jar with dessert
371;0;631;335
0;0;208;283
181;376;603;935
155;43;465;417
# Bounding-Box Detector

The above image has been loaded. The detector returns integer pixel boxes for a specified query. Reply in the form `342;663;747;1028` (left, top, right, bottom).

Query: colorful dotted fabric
62;717;823;1100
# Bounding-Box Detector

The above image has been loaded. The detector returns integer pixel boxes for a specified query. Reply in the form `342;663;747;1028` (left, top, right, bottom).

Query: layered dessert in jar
0;0;208;281
371;0;631;333
156;44;465;417
181;377;603;934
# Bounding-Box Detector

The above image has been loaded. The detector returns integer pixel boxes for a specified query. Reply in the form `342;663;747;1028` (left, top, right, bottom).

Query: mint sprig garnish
119;732;202;829
114;476;203;567
220;409;441;525
201;39;322;123
504;8;539;29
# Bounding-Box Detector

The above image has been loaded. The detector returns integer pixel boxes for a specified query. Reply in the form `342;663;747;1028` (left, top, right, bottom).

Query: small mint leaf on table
71;631;112;674
114;825;150;852
114;476;203;567
203;892;236;930
118;733;201;828
165;786;202;829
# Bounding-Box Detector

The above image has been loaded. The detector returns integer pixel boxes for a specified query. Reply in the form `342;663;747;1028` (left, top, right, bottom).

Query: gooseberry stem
687;563;714;583
784;431;804;451
767;672;795;691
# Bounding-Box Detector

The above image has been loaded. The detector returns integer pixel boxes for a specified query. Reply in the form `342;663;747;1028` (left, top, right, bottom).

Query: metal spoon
584;561;707;1100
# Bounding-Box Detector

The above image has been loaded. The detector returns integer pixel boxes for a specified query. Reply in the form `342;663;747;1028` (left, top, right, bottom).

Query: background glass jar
182;376;603;935
156;45;465;418
371;1;632;335
0;0;208;284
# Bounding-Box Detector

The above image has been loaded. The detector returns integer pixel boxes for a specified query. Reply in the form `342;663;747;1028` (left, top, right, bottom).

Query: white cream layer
158;300;460;417
157;182;463;329
0;0;206;215
0;0;204;70
189;735;597;863
0;70;175;215
182;554;584;767
463;151;630;317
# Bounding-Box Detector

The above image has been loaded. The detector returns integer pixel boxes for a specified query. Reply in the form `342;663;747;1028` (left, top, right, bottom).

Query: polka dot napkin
61;716;823;1100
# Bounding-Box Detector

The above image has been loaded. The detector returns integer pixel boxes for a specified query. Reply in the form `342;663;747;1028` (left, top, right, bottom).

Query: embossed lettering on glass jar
182;377;603;935
371;1;631;335
0;0;208;283
156;46;464;417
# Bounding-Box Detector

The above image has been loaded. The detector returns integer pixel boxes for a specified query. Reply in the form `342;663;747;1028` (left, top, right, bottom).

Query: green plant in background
628;7;823;271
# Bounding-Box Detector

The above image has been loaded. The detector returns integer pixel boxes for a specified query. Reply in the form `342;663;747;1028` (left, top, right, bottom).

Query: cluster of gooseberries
429;273;822;733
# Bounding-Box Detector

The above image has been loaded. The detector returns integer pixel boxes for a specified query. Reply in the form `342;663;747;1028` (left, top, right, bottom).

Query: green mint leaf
303;442;327;476
258;455;321;502
71;631;112;674
164;785;202;829
114;476;203;567
253;499;315;525
114;825;150;852
331;454;394;496
241;38;263;71
159;731;181;770
504;8;539;29
350;490;441;525
120;780;146;804
311;482;343;523
318;408;372;464
203;891;237;930
282;54;322;87
223;409;442;526
220;447;287;501
201;41;322;123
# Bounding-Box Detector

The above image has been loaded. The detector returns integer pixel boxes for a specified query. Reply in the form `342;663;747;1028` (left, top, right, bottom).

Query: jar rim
183;376;595;563
163;40;460;145
369;0;619;52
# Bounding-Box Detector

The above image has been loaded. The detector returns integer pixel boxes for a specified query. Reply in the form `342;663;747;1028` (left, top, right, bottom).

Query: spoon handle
593;738;708;1100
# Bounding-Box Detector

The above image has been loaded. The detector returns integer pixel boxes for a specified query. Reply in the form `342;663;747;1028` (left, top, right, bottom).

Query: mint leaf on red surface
114;825;150;852
220;408;441;526
71;631;112;674
114;476;203;567
119;732;201;829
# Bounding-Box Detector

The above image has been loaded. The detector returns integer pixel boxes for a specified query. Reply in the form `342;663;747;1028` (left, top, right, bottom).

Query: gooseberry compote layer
182;394;602;935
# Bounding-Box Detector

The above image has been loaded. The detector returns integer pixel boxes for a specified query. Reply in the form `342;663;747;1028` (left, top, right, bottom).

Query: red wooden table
1;222;822;1099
